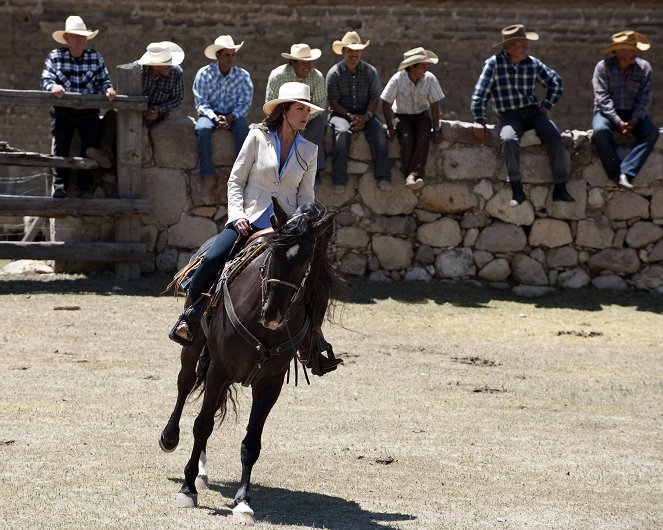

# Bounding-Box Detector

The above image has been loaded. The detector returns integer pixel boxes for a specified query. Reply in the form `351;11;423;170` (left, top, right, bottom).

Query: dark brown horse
160;199;337;523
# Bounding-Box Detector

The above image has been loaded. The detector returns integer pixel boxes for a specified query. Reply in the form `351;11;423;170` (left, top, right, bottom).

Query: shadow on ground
167;477;415;529
1;272;661;315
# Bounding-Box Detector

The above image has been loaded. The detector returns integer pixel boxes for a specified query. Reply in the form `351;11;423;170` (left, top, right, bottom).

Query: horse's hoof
195;474;209;491
175;492;197;508
159;431;179;453
232;502;255;525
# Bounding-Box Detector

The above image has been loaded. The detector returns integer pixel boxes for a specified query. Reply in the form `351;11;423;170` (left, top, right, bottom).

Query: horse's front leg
160;337;205;452
176;362;225;508
233;372;286;522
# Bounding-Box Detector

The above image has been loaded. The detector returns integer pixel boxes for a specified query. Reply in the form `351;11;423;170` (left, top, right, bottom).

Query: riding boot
168;293;210;346
298;329;343;376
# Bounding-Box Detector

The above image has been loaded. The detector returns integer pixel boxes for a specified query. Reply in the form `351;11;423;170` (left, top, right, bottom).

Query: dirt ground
0;272;662;530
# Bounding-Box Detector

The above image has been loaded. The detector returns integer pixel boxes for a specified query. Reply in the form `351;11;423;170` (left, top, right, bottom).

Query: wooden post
114;63;145;279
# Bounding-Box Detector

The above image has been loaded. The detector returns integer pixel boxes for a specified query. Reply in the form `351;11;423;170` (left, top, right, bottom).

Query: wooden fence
0;64;150;278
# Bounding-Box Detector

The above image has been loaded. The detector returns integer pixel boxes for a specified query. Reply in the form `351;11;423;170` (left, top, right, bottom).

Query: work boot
552;183;575;202
168;294;209;346
509;181;526;206
298;330;343;376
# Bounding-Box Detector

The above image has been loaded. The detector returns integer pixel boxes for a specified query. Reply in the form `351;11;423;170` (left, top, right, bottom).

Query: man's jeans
498;106;568;184
396;112;432;177
195;116;249;177
303;113;326;174
328;114;391;185
51;107;100;193
592;111;660;181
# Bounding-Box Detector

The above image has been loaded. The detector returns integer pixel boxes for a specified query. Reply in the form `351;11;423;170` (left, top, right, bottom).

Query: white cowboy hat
332;31;370;55
204;35;244;60
281;43;322;61
398;47;439;71
603;30;651;53
263;82;324;116
52;15;99;44
137;41;185;66
493;24;539;48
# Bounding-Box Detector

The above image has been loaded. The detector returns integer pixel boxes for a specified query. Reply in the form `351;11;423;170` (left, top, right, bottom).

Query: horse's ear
270;197;289;229
313;211;335;238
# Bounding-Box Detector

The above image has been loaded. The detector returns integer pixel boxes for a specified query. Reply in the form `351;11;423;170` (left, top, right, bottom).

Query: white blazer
227;128;317;225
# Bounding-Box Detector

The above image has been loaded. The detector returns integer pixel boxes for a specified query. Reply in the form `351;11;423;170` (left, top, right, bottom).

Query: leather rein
222;245;311;387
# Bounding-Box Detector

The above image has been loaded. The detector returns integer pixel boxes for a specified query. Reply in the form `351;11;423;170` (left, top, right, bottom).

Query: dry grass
0;273;662;529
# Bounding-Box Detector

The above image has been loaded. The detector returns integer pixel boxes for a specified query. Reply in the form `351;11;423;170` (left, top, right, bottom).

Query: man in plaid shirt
137;41;185;125
193;35;253;177
266;43;327;182
471;25;574;206
326;31;391;191
40;15;116;198
592;31;659;189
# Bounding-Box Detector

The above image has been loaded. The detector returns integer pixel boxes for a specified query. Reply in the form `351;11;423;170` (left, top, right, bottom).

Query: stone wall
64;116;663;292
2;0;663;155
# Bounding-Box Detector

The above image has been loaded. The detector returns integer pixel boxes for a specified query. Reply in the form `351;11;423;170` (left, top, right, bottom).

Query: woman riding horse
169;82;341;375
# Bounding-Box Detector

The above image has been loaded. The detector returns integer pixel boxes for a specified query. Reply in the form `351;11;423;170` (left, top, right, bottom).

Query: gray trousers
302;113;326;173
498;105;568;184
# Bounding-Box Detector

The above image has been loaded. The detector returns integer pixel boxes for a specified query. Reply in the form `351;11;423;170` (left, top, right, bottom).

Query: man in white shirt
381;47;444;189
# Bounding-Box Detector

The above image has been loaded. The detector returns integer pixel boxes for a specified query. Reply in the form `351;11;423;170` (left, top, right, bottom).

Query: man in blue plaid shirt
592;31;659;189
137;41;185;125
193;35;253;177
40;16;116;198
471;25;574;205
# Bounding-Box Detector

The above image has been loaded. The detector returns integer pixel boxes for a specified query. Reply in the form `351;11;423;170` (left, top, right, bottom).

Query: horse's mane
268;201;340;331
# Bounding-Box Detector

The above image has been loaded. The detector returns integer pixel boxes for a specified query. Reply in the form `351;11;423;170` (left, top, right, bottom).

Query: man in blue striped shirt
471;25;574;205
40;16;116;198
592;31;659;189
193;35;253;177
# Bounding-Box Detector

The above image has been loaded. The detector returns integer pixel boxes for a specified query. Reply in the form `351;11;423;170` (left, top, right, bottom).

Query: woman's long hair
262;102;311;173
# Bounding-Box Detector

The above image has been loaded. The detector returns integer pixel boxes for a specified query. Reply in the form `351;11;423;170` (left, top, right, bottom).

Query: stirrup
299;333;344;377
168;315;194;346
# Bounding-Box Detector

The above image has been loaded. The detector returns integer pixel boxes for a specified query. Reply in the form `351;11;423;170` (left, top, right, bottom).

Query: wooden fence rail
0;195;150;218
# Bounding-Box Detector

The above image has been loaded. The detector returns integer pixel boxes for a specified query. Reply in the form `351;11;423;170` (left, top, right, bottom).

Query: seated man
471;24;574;206
266;43;327;182
40;15;116;198
591;30;659;189
193;35;252;178
326;31;391;191
381;47;445;190
87;41;186;169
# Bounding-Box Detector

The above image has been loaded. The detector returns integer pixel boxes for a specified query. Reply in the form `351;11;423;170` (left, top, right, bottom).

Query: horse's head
259;198;334;330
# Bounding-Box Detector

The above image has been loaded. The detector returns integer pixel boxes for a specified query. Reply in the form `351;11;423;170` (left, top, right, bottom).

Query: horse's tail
192;346;239;424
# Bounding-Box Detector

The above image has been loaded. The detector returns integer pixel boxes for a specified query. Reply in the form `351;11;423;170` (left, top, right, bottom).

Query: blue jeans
592;111;660;181
303;113;326;174
498;106;568;184
187;224;249;301
195;115;249;177
329;114;391;185
50;107;100;193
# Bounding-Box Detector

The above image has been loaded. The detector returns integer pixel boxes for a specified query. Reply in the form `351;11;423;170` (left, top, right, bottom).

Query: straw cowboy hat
398;47;439;71
137;41;185;66
52;15;99;44
603;30;651;53
281;43;322;61
493;24;539;48
332;31;370;55
204;35;244;60
263;82;324;116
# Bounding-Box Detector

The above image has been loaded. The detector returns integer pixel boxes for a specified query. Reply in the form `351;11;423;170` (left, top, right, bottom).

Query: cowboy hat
332;31;370;55
398;47;439;71
52;15;99;44
137;41;185;66
493;24;539;48
263;82;324;116
281;43;322;62
204;35;244;60
603;30;651;53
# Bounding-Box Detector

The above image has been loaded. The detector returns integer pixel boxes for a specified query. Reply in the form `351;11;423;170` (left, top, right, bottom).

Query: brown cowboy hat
603;30;651;53
493;24;539;48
